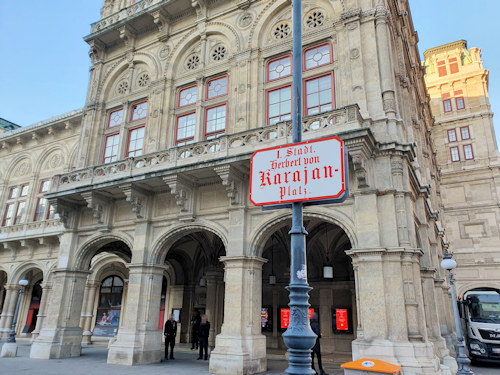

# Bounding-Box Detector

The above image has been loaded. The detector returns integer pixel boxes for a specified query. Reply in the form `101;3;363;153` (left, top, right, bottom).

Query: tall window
443;99;452;113
456;97;465;110
102;100;148;163
437;61;447;77
447;129;457;142
449;57;459;74
205;104;227;139
305;73;333;115
2;184;29;226
463;144;474;160
34;180;55;222
175;75;228;145
268;86;292;125
460;126;470;140
266;42;334;125
450;146;460;162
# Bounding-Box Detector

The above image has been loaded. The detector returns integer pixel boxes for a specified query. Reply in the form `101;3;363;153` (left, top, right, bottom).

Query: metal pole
281;0;317;373
6;286;25;343
448;272;474;375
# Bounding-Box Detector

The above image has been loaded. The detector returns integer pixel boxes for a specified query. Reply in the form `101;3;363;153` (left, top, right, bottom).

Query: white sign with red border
250;136;347;206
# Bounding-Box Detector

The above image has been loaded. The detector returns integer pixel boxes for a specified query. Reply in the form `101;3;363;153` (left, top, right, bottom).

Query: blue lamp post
440;252;474;375
281;0;317;374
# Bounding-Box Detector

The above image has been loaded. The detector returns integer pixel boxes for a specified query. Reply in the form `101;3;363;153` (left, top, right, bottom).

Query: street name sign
250;136;347;206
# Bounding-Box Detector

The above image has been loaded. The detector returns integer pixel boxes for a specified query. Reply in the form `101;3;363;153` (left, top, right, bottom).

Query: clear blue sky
1;1;499;143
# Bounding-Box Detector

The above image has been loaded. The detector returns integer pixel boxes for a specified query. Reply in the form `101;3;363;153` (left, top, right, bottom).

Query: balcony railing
90;0;162;34
51;105;363;193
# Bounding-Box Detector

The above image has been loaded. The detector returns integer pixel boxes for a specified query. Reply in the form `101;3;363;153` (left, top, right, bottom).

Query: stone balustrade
90;0;162;34
51;105;363;193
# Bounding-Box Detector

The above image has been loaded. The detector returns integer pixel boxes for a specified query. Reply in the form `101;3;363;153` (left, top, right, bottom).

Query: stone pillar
107;264;165;365
205;271;223;347
31;282;52;341
348;248;441;374
209;256;267;375
30;269;89;359
81;281;99;345
0;285;20;340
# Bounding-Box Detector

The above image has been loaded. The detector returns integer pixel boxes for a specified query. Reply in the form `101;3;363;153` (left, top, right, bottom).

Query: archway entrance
162;230;226;350
261;219;355;363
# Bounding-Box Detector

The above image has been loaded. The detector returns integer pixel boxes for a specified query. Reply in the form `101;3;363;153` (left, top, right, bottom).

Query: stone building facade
424;40;500;297
0;1;459;374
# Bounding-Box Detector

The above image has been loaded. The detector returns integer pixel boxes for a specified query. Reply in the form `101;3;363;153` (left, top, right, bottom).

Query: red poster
336;309;348;331
280;308;315;329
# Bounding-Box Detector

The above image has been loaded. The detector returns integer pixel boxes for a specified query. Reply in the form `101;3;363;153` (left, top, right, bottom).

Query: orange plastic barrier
341;358;402;374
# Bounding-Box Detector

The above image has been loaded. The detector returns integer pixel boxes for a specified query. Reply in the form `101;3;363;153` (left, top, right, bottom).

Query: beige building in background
0;1;470;374
424;40;500;297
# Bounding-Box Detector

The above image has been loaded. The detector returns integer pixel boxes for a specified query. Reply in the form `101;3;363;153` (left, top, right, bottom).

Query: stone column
205;271;223;347
209;256;267;375
30;269;90;359
0;285;20;340
31;282;52;341
81;281;99;345
107;264;165;365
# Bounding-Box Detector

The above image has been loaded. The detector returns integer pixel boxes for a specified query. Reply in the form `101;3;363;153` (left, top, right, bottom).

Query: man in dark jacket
190;310;201;350
310;312;328;375
198;315;210;360
164;314;177;360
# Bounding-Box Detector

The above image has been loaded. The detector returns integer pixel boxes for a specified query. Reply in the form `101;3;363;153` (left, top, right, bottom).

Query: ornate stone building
424;41;500;297
0;1;459;374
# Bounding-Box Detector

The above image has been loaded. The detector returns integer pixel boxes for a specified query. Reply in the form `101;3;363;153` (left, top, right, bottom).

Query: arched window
94;276;124;337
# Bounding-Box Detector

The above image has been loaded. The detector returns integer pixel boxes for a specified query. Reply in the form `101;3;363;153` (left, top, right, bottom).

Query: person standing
164;314;177;360
198;315;210;360
310;312;328;375
190;309;201;350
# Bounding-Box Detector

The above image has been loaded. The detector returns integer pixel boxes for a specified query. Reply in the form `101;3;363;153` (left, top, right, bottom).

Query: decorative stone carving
16;161;31;177
81;191;109;224
273;22;291;39
350;48;360;60
186;54;200;70
162;175;196;215
214;165;247;206
305;10;325;29
151;9;168;33
47;153;63;169
237;12;253;28
159;44;170;60
116;80;129;95
119;25;136;47
119;184;148;219
88;39;105;65
137;72;150;87
211;45;227;62
47;197;77;229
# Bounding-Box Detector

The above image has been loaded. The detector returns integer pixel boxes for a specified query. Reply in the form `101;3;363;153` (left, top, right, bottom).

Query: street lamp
440;252;474;375
0;279;29;358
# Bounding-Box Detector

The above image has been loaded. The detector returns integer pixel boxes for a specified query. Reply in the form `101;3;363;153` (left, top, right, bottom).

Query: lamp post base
0;342;18;358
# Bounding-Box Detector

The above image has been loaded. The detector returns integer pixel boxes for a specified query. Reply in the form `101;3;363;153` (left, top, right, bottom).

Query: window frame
2;203;15;227
266;83;293;126
450;146;460;162
206;75;229;100
102;132;121;164
447;129;457;143
303;72;335;116
129;100;149;123
463;144;474;160
126;125;146;158
266;54;293;82
107;107;124;129
204;103;228;139
460;126;471;140
177;84;198;108
437;60;447;77
449;57;459;74
303;42;333;71
443;99;452;113
456;97;465;110
175;111;197;145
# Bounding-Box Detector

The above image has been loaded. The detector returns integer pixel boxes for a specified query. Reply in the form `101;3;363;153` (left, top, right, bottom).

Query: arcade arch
259;217;356;362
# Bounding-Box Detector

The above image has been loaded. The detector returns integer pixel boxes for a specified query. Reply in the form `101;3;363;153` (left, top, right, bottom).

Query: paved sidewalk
0;341;343;375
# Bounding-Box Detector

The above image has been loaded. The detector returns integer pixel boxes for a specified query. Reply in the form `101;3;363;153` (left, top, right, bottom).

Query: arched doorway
94;275;124;337
162;230;226;348
261;220;355;363
24;280;42;334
